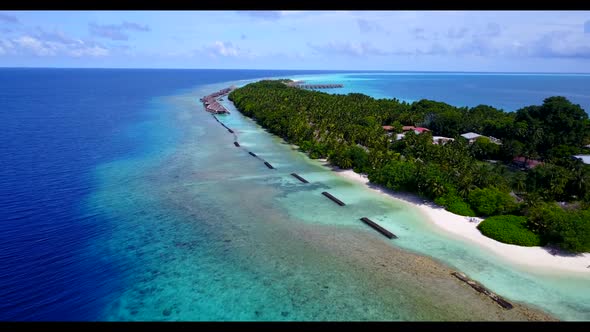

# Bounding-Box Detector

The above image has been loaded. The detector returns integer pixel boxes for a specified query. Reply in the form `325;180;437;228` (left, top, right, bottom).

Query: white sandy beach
326;164;590;274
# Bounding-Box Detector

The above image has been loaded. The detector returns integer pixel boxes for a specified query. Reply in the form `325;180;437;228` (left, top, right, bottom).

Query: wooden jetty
451;272;514;310
298;84;343;89
199;87;233;102
285;81;344;90
264;161;275;169
200;86;236;114
291;173;309;183
359;217;397;239
234;141;240;147
321;191;345;206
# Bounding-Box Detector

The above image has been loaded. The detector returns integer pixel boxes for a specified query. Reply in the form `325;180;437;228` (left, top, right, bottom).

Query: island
228;79;590;258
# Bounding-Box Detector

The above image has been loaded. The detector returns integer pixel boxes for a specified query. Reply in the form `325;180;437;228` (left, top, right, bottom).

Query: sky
0;10;589;72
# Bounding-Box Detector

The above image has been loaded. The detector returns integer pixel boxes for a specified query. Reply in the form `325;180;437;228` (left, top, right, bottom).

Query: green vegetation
435;194;476;216
468;187;518;216
527;203;590;253
229;80;590;253
471;136;501;160
477;216;542;247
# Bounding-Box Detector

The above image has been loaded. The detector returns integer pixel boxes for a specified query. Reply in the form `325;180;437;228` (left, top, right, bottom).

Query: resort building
382;126;395;136
383;125;431;135
513;156;543;169
461;132;501;144
574;155;590;165
461;132;484;144
386;125;441;143
394;133;454;145
402;126;430;134
432;136;455;145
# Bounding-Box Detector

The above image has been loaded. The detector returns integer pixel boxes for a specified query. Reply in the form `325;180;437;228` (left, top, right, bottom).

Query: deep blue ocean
1;69;590;321
0;69;345;320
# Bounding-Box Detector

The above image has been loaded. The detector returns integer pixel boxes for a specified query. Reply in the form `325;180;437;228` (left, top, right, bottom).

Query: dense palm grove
228;80;590;253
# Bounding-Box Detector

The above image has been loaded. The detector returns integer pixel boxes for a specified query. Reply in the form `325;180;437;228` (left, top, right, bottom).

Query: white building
460;132;484;144
432;136;455;145
395;133;454;145
461;132;501;145
574;155;590;164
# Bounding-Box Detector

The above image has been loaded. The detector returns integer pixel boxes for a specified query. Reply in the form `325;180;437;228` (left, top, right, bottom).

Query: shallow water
92;80;587;320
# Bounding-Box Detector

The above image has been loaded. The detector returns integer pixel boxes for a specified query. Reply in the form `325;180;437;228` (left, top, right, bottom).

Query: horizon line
1;66;590;75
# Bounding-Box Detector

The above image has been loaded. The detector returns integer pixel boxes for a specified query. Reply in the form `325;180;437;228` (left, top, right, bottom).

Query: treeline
229;80;590;253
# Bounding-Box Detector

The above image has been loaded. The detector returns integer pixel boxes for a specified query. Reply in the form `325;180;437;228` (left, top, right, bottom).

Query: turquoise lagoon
90;76;589;321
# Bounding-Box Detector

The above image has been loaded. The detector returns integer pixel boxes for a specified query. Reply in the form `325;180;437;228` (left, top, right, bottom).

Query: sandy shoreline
322;162;590;275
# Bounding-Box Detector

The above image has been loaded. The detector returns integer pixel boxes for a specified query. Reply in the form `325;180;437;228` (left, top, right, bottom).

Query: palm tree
339;155;353;169
513;172;527;194
430;180;446;197
524;192;543;209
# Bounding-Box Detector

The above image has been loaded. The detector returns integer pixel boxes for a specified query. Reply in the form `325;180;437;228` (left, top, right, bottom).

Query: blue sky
0;10;589;72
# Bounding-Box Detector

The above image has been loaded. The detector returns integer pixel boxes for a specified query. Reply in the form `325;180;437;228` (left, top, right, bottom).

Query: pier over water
286;81;343;90
299;84;343;89
200;86;235;114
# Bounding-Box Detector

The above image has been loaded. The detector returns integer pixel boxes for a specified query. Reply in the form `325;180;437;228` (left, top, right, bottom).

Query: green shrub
528;203;590;253
435;193;476;217
471;136;500;160
369;159;417;192
477;215;542;247
468;187;517;216
447;200;477;217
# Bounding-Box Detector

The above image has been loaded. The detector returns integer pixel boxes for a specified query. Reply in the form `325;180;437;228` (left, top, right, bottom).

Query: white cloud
69;45;109;57
527;30;590;58
205;41;241;57
308;40;391;57
6;34;109;57
357;19;388;34
89;21;150;41
14;36;54;56
237;11;282;21
237;10;314;21
279;11;305;16
447;27;469;39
